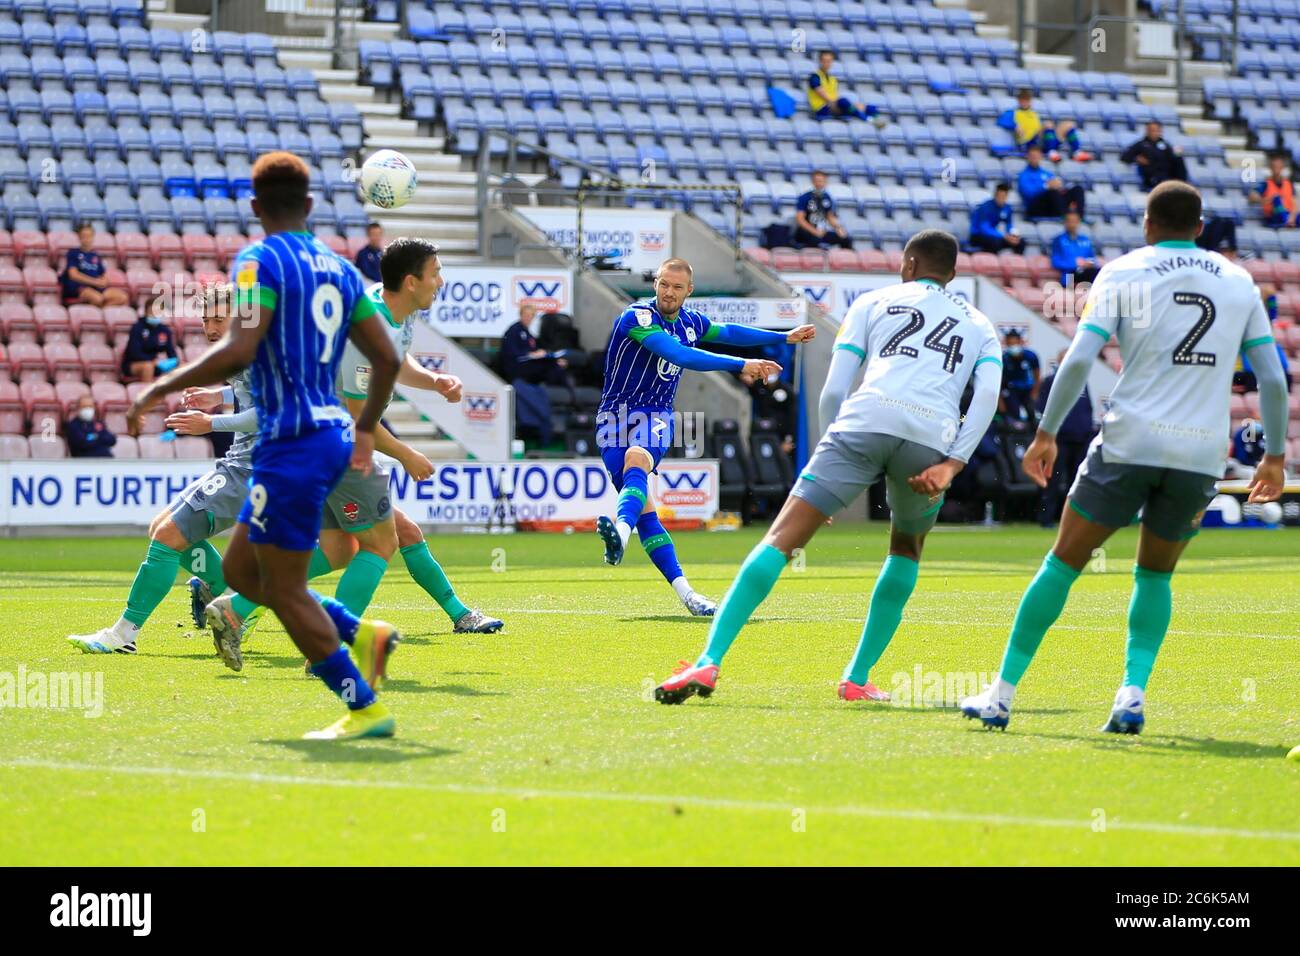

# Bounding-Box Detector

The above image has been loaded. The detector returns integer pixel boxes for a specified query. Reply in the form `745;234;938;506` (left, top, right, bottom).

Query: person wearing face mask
121;300;179;382
65;394;117;457
499;302;570;385
1000;330;1040;424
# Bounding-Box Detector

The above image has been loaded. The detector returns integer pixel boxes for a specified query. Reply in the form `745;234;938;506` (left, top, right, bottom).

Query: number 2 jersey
829;279;1002;454
1078;243;1273;477
231;231;376;443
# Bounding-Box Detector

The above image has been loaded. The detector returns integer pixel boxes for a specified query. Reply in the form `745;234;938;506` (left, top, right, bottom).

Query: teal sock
697;543;788;667
400;542;469;622
230;547;333;621
1123;566;1173;689
123;541;182;627
998;553;1081;685
180;540;226;594
334;549;389;617
842;554;919;685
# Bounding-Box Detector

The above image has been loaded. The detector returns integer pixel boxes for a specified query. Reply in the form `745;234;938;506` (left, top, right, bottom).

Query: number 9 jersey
231;232;377;443
829;279;1002;454
1077;244;1273;477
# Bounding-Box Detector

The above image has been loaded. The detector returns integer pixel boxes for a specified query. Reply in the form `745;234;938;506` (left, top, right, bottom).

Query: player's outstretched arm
702;323;816;347
909;360;1003;496
397;353;462;402
1244;340;1291;503
125;302;273;433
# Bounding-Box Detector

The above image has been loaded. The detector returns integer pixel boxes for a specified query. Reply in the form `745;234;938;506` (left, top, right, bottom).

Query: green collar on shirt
1154;240;1198;248
916;278;943;288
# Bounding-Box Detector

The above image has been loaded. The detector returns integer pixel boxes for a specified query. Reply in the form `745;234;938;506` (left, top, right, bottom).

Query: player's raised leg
655;494;825;703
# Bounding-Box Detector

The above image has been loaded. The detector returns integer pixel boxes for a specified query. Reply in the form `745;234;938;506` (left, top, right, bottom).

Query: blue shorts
239;425;352;551
597;408;673;490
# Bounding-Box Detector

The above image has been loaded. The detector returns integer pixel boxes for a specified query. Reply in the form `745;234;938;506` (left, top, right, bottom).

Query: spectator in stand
354;221;384;283
1258;154;1298;228
1121;120;1189;191
1035;351;1095;526
807;51;881;124
499;303;570;386
60;222;128;307
1000;330;1040;424
969;182;1026;253
120;307;179;382
1228;419;1268;477
1050;210;1099;285
793;170;853;250
998;88;1092;162
1018;145;1087;220
65;394;117;458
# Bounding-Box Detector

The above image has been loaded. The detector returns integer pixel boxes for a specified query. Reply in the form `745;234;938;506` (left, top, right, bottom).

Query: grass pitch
0;524;1296;866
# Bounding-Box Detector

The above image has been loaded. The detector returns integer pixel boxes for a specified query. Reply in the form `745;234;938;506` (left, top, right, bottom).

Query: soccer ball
359;149;418;209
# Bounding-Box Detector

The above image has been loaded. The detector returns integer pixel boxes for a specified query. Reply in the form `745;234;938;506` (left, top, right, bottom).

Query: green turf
1;525;1297;866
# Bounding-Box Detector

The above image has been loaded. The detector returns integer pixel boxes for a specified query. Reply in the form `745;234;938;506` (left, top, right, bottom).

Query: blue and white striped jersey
599;300;714;413
231;231;376;442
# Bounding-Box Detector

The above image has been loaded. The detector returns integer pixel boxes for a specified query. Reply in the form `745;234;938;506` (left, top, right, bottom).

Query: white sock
615;520;632;548
993;677;1016;704
112;617;140;641
1115;685;1144;708
670;576;694;603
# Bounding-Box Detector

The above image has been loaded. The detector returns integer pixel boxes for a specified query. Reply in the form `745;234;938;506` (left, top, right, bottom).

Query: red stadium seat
47;231;79;268
954;252;973;274
0;379;23;434
54;380;90;416
1245;260;1277;285
0;263;26;301
68;304;108;346
744;247;771;267
182;234;218;270
112;434;139;458
28;434;67;458
0;302;36;343
103;305;137;343
10;231;48;267
0;229;12;263
884;250;905;273
856;249;889;272
827;249;859;272
970;252;1002;278
215;234;248;269
91;380;128;413
0;433;29;458
174;436;213;459
125;266;162;301
1016;286;1046;312
0;343;8;382
797;249;827;271
126;381;165;433
8;342;48;382
78;342;119;384
344;235;367;259
136;434;176;458
1002;254;1032;283
771;247;802;271
43;341;83;382
150;233;185;273
1229;393;1249;418
24;264;61;303
1025;255;1054;285
33;304;72;344
116;233;152;268
1272;260;1300;285
20;379;60;432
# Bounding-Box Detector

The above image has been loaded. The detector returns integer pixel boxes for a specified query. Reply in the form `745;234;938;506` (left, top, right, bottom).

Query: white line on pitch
3;758;1297;844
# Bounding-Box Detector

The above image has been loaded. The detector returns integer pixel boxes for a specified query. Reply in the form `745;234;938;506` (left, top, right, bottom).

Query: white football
359;149;418;209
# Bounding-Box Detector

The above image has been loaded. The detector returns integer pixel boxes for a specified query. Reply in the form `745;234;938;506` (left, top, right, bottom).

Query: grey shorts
320;460;393;533
168;459;252;544
791;430;946;534
1068;444;1219;541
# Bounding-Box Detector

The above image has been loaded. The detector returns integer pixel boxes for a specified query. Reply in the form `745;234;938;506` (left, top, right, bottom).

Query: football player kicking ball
126;152;404;740
595;257;812;616
67;283;263;654
961;181;1290;734
204;238;504;670
656;230;1003;704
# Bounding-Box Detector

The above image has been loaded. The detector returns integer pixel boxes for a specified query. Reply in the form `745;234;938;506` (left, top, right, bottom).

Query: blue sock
1066;128;1082;153
310;589;359;645
617;466;648;530
310;645;376;711
1042;129;1060;153
637;511;683;585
